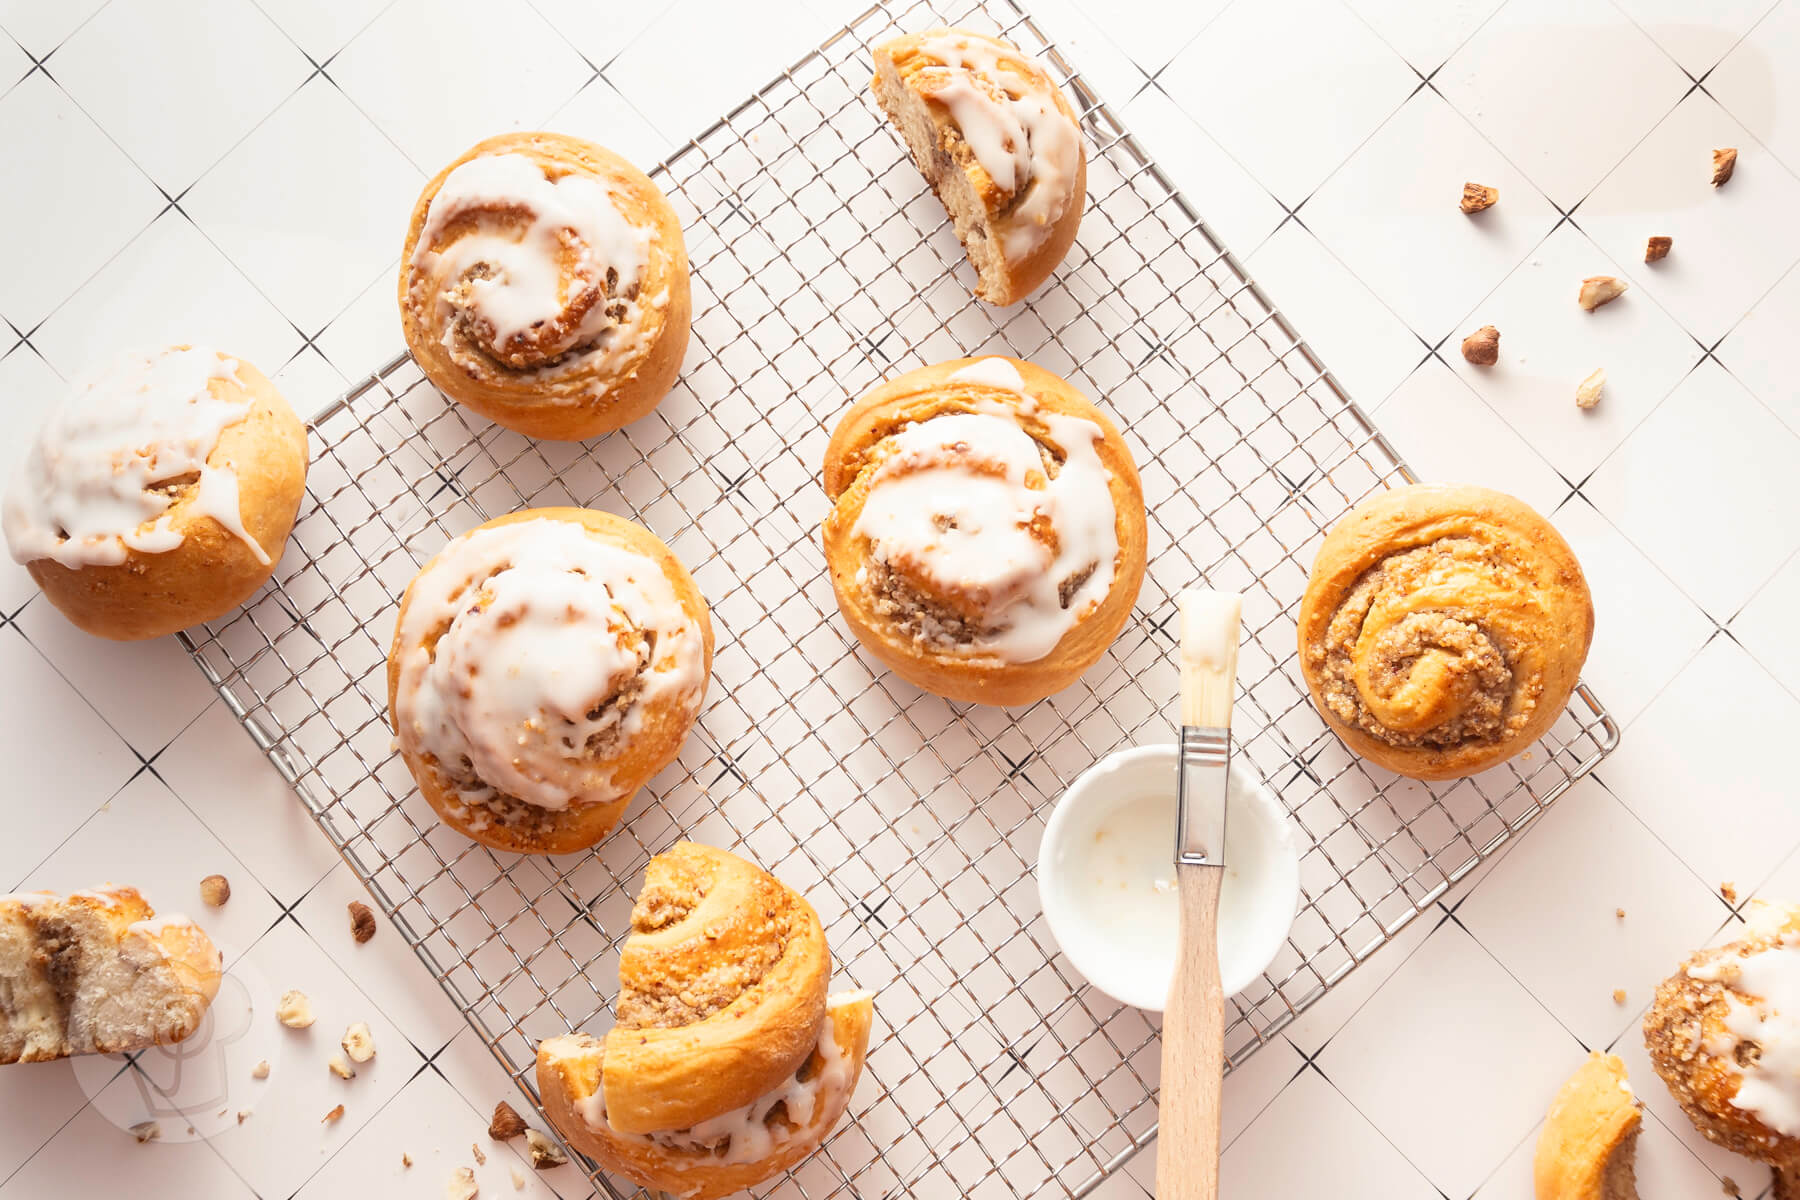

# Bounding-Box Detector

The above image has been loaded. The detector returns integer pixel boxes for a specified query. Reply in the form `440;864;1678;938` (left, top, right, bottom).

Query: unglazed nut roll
400;132;691;441
871;29;1085;305
386;508;712;855
2;345;307;641
822;356;1146;706
1297;484;1594;780
0;886;221;1064
1644;901;1800;1165
536;843;874;1200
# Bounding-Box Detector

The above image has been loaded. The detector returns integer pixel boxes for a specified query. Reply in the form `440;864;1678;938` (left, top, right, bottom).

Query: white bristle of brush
1179;590;1242;730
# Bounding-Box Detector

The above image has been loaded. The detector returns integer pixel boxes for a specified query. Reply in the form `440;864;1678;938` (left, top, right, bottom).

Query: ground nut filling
1317;538;1526;750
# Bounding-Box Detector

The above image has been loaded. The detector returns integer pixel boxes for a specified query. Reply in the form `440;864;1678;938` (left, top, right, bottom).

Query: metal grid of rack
180;0;1621;1195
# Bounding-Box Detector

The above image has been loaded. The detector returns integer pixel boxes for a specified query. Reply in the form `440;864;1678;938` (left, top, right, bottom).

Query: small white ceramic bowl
1036;744;1299;1011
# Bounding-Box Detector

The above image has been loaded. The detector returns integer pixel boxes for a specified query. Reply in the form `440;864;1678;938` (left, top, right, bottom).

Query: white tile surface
1320;920;1582;1197
5;0;1800;1194
1602;636;1800;891
1301;88;1561;345
49;0;311;194
0;74;163;332
1584;357;1800;619
30;209;302;383
1436;0;1690;209
327;0;592;173
1158;0;1416;210
182;76;422;334
1579;91;1800;345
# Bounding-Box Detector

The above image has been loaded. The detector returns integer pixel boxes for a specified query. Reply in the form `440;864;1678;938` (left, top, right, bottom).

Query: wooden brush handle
1158;863;1225;1200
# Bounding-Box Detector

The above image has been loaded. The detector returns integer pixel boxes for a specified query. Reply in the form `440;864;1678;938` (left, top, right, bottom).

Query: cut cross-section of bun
0;886;221;1064
871;29;1086;306
535;843;874;1199
1533;1051;1641;1200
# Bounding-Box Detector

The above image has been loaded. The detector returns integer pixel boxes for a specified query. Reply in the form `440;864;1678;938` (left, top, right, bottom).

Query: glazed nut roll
1296;484;1593;780
536;844;874;1200
1645;901;1800;1165
2;345;307;641
871;29;1085;305
400;132;691;441
387;508;712;855
822;356;1147;707
0;886;221;1064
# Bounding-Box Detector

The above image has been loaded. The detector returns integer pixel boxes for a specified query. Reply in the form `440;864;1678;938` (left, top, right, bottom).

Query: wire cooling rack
181;0;1620;1195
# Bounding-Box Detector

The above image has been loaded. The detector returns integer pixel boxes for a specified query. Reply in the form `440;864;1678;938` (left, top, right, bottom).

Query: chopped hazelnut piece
236;1110;250;1124
1722;881;1739;904
130;1121;160;1144
341;1022;376;1064
403;1152;414;1169
1645;236;1672;262
348;901;377;944
252;1059;270;1080
1616;908;1626;919
1712;147;1737;187
1578;276;1628;311
1461;325;1500;366
1576;368;1605;410
327;1053;355;1080
527;1129;567;1169
472;1142;487;1166
322;1104;345;1124
1724;1175;1741;1196
199;874;231;906
489;1101;528;1141
511;1167;526;1191
276;990;314;1029
1460;182;1499;213
447;1167;479;1200
1613;988;1627;1005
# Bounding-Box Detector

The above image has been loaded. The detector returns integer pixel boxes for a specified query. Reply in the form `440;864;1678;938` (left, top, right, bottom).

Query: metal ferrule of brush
1176;725;1231;867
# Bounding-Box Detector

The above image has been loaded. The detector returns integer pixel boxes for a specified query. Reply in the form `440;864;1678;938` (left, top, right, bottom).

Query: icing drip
2;347;266;569
851;359;1118;663
393;519;705;813
575;1010;855;1167
911;33;1082;258
411;153;652;379
1689;938;1800;1137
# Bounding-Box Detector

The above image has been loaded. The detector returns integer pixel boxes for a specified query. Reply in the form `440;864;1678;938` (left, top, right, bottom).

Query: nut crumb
1613;988;1628;1005
403;1152;414;1169
1723;1176;1741;1196
276;990;314;1029
1578;276;1628;311
130;1121;160;1144
199;874;231;906
489;1101;528;1141
322;1104;344;1124
341;1022;376;1064
1722;881;1739;904
1461;325;1500;366
1576;368;1605;409
472;1142;487;1166
1645;235;1672;262
1616;908;1627;919
327;1052;355;1080
348;901;377;945
527;1129;567;1169
511;1167;526;1191
447;1167;479;1200
1460;182;1498;213
252;1059;270;1079
1713;147;1738;187
236;1110;250;1124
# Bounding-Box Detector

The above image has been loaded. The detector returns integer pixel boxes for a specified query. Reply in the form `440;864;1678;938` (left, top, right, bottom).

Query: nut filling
1316;539;1526;750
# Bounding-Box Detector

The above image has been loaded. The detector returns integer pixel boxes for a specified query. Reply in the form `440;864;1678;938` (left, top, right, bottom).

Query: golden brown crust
537;992;874;1200
872;30;1086;305
25;354;307;641
602;843;830;1134
822;357;1146;706
399;132;691;441
1533;1051;1640;1200
385;508;713;856
1645;903;1800;1165
1296;484;1593;780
